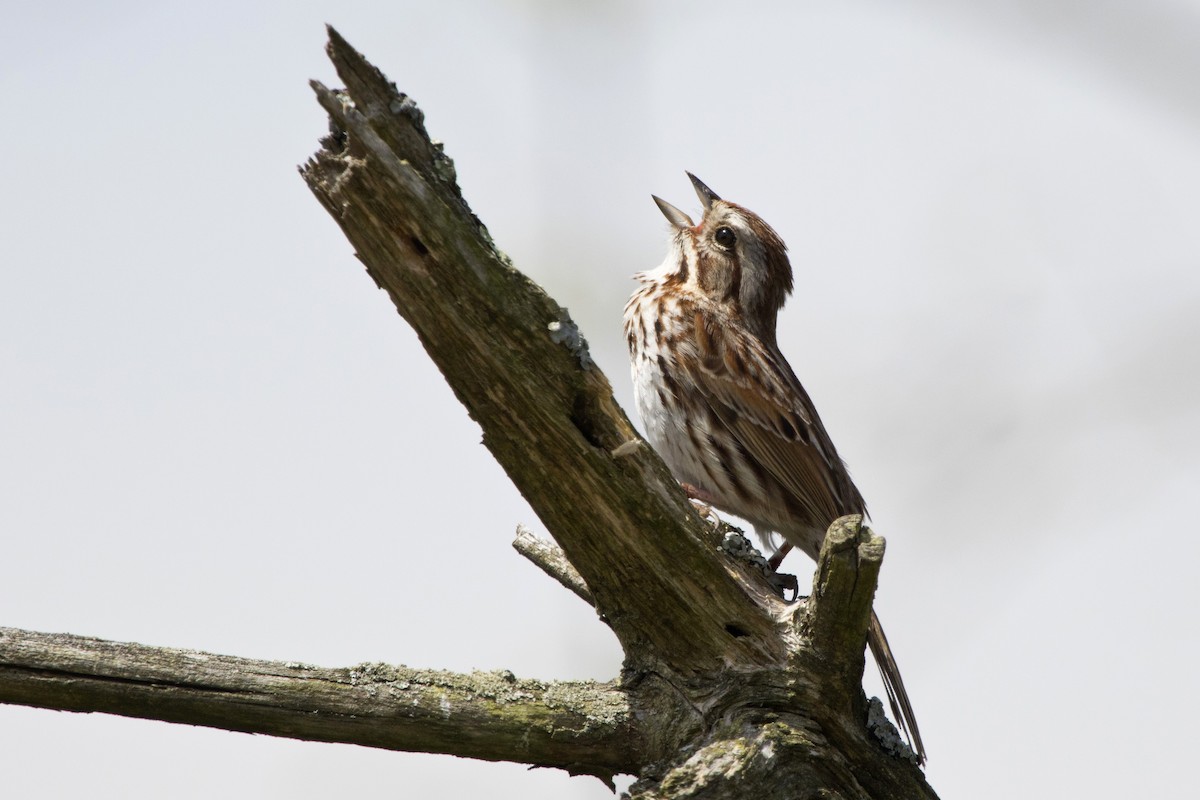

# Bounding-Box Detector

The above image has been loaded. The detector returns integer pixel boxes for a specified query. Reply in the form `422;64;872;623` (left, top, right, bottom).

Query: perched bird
624;173;924;762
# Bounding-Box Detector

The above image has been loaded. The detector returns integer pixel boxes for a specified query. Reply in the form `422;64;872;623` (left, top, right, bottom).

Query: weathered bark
0;627;634;781
0;27;940;800
513;524;594;605
301;32;782;678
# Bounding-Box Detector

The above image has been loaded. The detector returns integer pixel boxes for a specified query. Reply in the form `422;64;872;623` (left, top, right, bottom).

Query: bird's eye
714;227;736;248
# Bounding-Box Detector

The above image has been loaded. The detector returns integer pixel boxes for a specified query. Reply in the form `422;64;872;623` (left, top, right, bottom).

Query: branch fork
0;27;938;800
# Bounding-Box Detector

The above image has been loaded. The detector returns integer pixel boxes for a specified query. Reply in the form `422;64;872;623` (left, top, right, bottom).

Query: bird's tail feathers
867;610;926;764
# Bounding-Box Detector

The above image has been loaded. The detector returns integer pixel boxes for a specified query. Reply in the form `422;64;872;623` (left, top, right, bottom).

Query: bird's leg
767;542;794;571
680;482;720;522
680;481;718;505
765;543;802;601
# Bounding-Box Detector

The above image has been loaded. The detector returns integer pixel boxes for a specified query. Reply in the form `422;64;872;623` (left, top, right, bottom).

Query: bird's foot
764;543;803;601
770;571;800;601
681;482;722;525
689;499;716;523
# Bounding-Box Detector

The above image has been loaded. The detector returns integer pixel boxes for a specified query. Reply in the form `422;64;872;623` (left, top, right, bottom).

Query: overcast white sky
3;2;1199;798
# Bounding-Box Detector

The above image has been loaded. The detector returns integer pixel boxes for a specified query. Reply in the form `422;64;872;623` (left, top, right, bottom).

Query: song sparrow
624;173;925;763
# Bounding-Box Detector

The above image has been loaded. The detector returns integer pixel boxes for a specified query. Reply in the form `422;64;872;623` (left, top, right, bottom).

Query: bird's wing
682;308;918;754
681;306;864;529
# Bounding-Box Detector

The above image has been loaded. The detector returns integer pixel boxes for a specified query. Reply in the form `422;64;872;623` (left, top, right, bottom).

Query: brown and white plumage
624;173;925;763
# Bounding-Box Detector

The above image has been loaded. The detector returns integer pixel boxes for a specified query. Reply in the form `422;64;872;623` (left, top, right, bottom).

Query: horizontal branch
0;627;636;783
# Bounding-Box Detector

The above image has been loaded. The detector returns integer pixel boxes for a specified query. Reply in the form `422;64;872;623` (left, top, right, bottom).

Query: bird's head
653;173;794;341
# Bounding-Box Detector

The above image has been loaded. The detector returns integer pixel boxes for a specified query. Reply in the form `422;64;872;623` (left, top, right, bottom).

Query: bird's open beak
652;195;695;229
686;172;721;210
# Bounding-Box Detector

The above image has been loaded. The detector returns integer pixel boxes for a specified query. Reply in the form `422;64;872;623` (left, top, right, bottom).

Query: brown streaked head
654;173;794;342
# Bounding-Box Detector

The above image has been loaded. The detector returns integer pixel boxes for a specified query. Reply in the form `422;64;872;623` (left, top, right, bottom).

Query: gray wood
513;525;595;606
0;27;941;800
0;627;635;782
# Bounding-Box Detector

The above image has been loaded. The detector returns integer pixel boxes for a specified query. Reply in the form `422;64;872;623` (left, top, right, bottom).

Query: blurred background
2;1;1198;797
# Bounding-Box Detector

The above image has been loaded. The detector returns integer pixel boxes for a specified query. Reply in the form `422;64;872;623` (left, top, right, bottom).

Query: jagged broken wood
0;27;939;800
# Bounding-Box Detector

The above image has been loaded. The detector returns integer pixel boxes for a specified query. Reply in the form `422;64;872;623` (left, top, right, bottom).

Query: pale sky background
2;1;1199;798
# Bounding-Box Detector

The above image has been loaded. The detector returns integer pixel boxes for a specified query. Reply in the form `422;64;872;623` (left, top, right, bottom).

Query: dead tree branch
513;525;595;605
0;27;940;800
0;627;634;782
301;29;782;676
